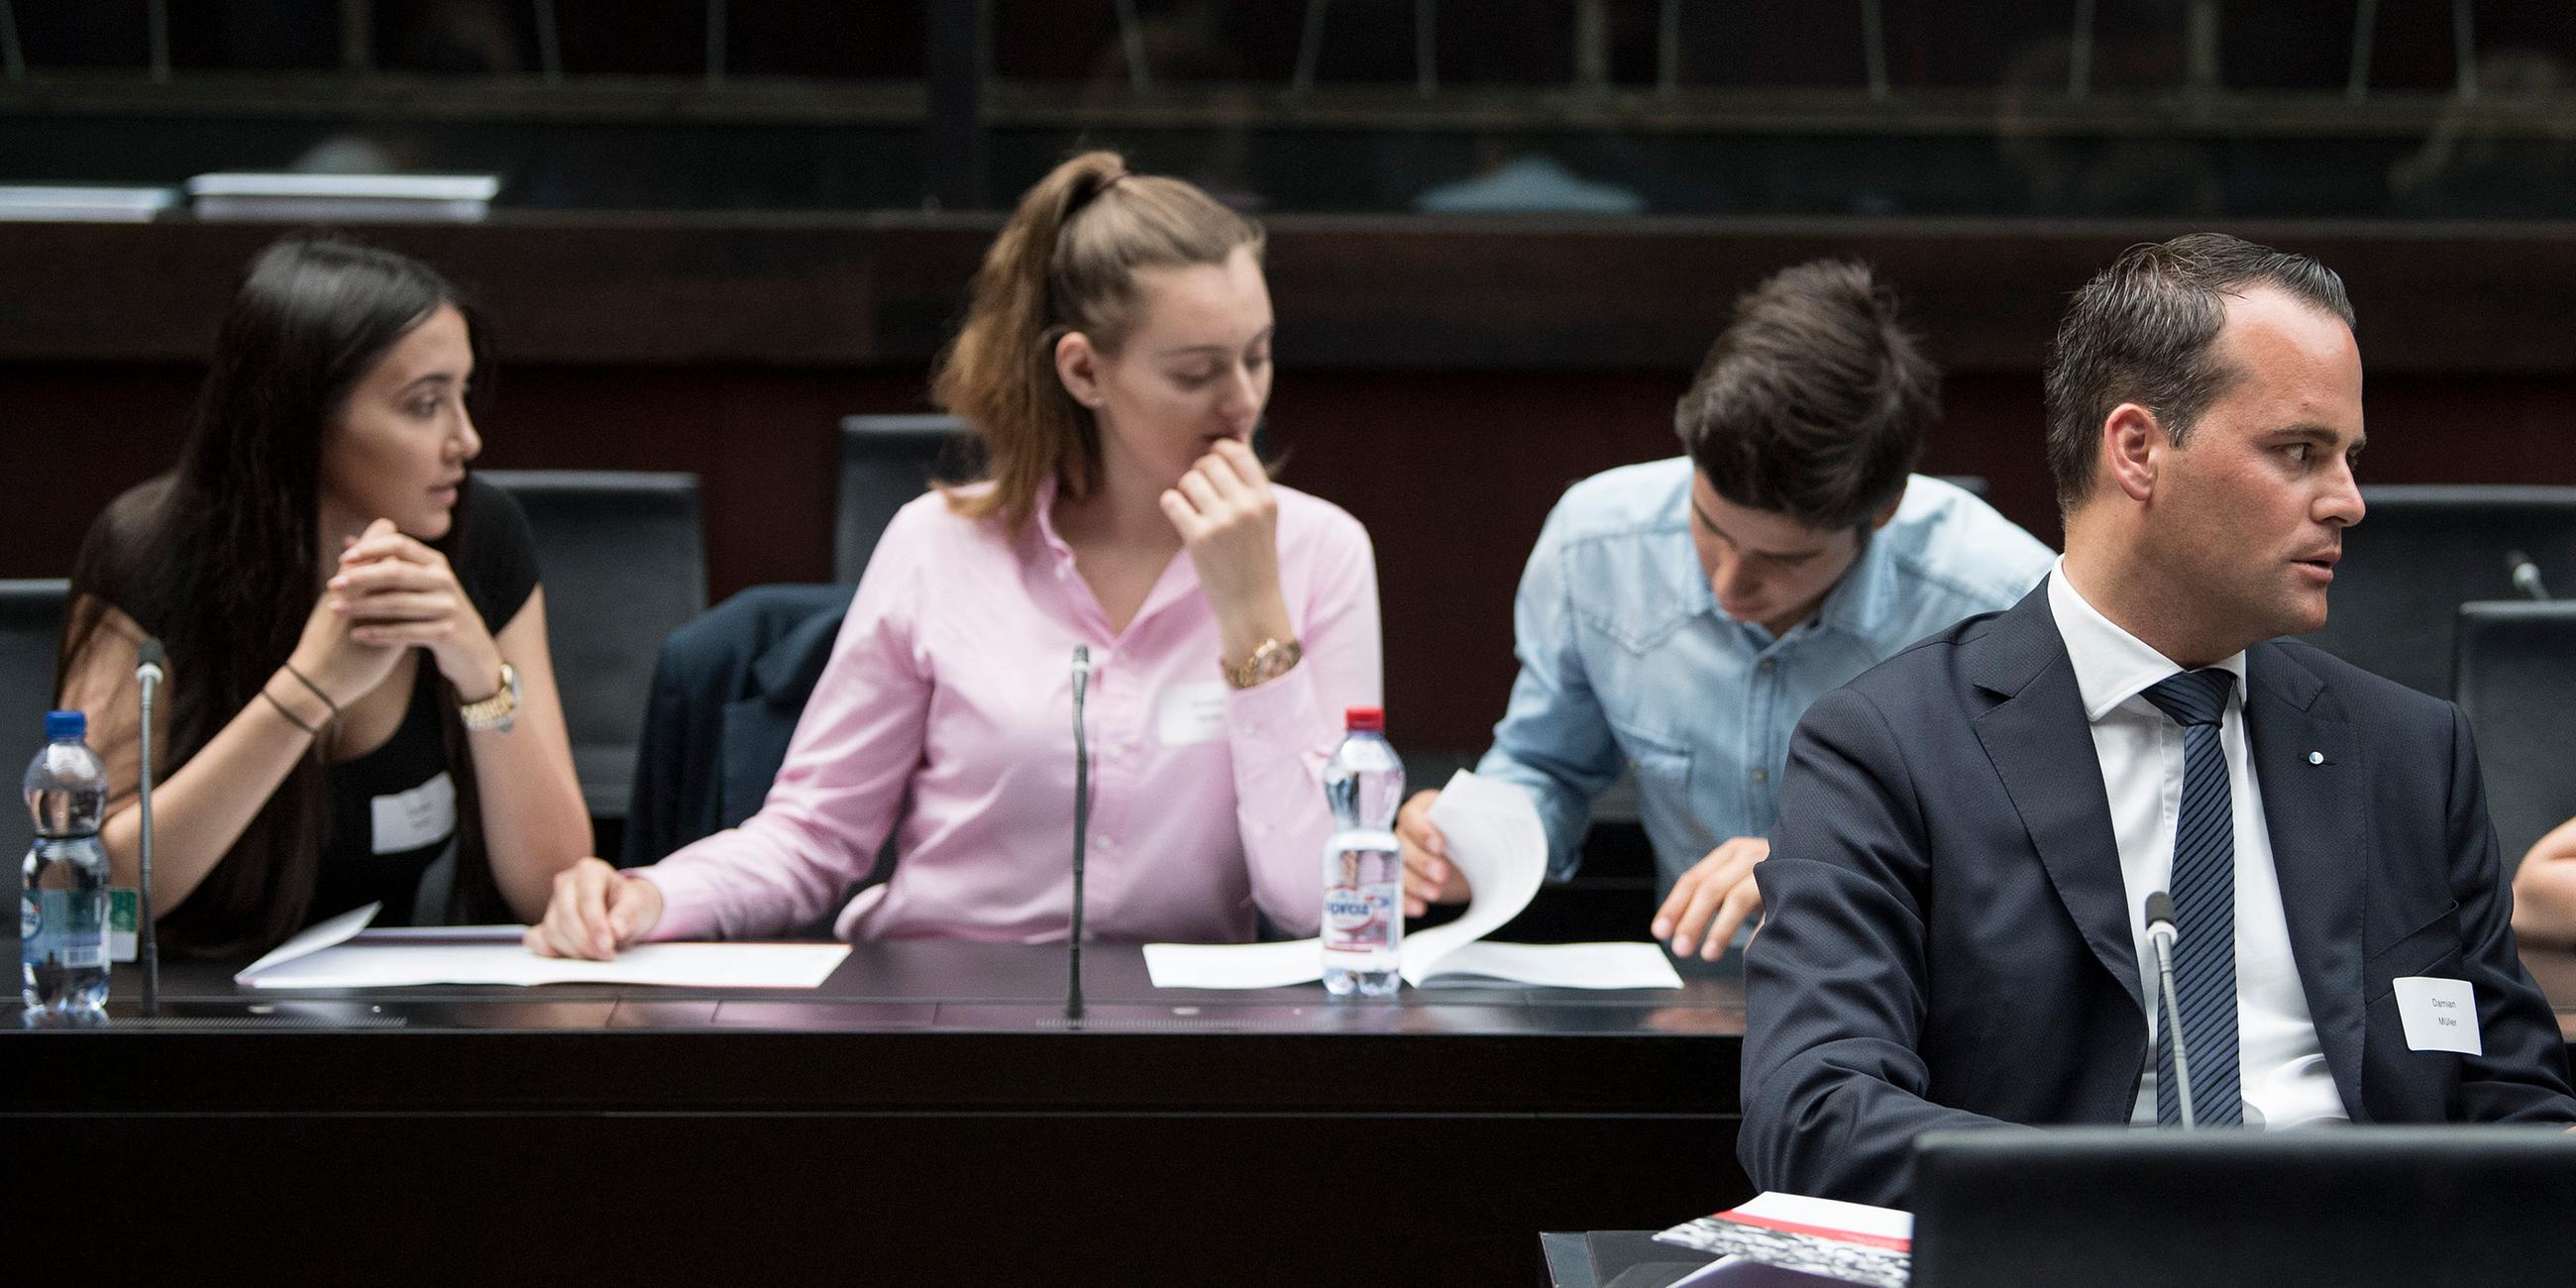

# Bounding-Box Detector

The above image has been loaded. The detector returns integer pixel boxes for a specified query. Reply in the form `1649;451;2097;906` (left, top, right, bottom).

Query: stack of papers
234;904;849;990
186;172;500;223
1143;770;1683;991
1655;1192;1914;1288
0;184;176;222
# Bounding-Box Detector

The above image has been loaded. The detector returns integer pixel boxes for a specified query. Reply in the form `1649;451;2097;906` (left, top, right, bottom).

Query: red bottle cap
1344;706;1384;733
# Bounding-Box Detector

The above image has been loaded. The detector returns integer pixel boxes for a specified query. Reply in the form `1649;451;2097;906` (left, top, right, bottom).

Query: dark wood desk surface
7;939;1749;1286
9;941;2572;1286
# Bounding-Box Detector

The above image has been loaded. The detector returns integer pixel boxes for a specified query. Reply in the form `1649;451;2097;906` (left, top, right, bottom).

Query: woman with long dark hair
57;234;591;956
528;152;1382;957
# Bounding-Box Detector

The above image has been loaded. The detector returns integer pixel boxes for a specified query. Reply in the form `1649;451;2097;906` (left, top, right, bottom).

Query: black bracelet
259;687;317;736
281;663;341;716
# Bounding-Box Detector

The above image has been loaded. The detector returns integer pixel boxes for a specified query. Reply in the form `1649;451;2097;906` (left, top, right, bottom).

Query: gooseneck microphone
2144;890;2196;1128
1065;645;1092;1024
2506;550;2551;601
135;638;164;1019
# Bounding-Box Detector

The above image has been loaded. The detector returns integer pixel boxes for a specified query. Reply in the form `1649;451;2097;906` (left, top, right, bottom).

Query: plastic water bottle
1322;705;1405;998
22;710;110;1021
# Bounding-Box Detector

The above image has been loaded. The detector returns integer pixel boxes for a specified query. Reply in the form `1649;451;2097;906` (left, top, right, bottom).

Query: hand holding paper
1144;771;1681;990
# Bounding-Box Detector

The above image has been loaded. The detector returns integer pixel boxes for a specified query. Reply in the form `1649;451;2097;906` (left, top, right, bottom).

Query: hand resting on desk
525;856;665;959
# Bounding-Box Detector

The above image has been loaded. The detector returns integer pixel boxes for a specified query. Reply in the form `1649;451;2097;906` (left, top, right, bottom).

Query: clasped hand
291;517;503;704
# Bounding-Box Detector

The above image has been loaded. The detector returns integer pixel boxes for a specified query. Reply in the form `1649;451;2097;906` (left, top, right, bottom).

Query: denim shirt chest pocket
1576;589;1715;877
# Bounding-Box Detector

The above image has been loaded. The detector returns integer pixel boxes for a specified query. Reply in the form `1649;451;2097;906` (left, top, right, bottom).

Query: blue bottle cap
45;710;84;741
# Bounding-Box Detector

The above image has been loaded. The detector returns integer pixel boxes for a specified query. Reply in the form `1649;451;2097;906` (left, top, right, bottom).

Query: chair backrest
2452;600;2576;877
2297;484;2576;698
479;472;707;821
0;580;69;905
835;414;980;584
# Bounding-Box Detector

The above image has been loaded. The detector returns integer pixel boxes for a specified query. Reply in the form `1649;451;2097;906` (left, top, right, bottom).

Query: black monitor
1911;1126;2576;1288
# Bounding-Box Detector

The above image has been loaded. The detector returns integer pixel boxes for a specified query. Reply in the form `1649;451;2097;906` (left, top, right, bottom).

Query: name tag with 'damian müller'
2392;975;2482;1055
372;770;457;855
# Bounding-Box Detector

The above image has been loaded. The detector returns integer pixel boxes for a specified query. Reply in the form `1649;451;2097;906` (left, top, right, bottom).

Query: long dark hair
59;234;499;956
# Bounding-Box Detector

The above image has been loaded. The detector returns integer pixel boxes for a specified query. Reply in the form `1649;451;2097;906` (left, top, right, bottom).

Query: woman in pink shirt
527;153;1383;957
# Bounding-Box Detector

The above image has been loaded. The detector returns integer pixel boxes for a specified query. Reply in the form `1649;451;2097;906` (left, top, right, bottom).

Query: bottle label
1321;883;1396;951
21;890;107;971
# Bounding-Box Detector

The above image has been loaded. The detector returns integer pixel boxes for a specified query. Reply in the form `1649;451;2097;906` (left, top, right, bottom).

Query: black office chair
2297;485;2576;698
480;472;707;822
834;414;980;584
0;580;69;907
2452;600;2576;878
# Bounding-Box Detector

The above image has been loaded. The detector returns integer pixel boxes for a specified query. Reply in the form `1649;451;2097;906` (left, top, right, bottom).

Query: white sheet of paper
1142;937;1321;990
1402;770;1550;983
1142;770;1669;990
2393;975;2482;1054
239;932;850;990
234;901;382;983
1416;940;1682;990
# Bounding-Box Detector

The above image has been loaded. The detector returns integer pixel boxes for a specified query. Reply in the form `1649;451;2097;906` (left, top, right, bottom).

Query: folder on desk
1653;1193;1913;1288
1144;771;1684;990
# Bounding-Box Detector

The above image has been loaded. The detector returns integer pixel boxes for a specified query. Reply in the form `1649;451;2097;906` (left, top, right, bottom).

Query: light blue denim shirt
1475;459;2056;893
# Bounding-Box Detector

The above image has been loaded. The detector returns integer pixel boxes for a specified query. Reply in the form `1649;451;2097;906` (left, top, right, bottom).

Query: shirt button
1751;769;1770;785
1759;659;1776;674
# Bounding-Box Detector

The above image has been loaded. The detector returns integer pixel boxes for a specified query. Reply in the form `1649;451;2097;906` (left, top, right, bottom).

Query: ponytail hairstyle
931;151;1263;528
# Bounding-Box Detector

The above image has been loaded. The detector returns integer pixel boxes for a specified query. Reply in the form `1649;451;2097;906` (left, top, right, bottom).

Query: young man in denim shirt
1397;261;2054;958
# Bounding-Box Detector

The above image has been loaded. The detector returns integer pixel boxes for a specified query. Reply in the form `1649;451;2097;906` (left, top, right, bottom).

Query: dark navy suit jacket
1740;585;2576;1206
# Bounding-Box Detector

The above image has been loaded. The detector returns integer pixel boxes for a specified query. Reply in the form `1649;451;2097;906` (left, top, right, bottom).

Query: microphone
135;638;164;1019
2144;891;2197;1128
1066;645;1092;1024
2506;550;2550;601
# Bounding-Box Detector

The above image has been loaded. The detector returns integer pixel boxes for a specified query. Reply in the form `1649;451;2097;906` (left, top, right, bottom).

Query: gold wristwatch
459;661;521;733
1225;637;1303;690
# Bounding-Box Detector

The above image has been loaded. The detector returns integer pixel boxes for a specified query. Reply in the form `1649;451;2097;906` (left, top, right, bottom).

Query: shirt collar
2045;557;2248;723
1812;523;1897;640
1028;475;1078;571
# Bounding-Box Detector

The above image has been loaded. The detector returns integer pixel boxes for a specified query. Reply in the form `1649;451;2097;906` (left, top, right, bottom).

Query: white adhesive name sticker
371;770;457;855
2393;975;2482;1055
1155;681;1229;747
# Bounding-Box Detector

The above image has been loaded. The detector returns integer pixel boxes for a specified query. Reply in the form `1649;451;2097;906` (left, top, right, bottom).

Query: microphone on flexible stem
1065;645;1092;1025
135;638;164;1019
2506;550;2551;601
2143;891;2196;1128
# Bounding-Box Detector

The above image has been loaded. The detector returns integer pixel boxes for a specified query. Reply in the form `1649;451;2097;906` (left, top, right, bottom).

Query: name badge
1155;681;1229;747
2392;976;2482;1055
372;770;457;855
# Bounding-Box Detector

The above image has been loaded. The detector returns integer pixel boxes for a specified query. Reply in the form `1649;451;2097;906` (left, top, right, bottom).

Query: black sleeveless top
306;479;539;925
116;478;541;928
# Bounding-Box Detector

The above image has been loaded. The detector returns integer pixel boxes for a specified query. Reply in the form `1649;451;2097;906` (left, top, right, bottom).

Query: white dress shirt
2046;563;2348;1128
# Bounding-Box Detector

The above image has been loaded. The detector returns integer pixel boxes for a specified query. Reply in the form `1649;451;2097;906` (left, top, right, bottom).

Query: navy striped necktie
2139;668;2244;1127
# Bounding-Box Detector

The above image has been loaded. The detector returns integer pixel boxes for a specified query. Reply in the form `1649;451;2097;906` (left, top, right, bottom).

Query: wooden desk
6;940;1746;1286
12;943;2573;1286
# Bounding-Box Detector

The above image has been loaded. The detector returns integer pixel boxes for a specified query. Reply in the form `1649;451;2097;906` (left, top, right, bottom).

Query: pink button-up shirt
638;480;1382;944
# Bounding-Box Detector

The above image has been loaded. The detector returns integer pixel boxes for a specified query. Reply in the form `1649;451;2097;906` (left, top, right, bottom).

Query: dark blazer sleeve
1740;685;2030;1206
2441;705;2576;1122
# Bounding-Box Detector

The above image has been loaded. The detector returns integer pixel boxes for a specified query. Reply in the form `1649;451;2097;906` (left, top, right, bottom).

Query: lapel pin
2307;751;2325;766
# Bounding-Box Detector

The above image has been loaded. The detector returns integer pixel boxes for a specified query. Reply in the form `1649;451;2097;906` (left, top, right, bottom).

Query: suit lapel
2242;643;2368;1112
1968;589;2143;1012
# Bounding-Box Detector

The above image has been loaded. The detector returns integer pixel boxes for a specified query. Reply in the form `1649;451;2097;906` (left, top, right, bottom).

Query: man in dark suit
1739;233;2576;1207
